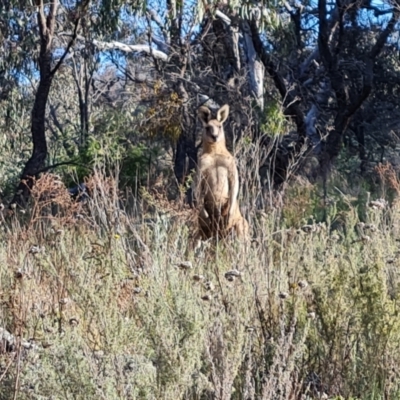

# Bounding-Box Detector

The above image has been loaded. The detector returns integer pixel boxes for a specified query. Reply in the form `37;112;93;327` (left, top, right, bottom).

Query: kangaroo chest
199;153;234;206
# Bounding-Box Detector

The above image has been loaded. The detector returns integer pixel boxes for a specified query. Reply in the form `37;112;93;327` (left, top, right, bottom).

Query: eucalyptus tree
2;1;82;205
74;0;281;184
87;0;400;188
0;0;142;206
249;0;400;184
2;0;400;205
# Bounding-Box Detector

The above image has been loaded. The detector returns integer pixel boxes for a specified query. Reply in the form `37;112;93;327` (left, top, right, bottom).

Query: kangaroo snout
205;127;218;141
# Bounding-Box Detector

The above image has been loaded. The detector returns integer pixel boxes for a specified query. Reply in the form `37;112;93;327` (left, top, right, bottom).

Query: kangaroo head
198;104;230;144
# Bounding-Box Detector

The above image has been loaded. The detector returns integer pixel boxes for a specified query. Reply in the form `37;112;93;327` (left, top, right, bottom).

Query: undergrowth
1;167;400;399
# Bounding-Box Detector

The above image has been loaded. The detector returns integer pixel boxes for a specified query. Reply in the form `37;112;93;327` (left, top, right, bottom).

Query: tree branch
215;10;232;25
151;34;170;54
46;0;58;37
249;19;306;138
345;59;373;118
365;5;395;16
370;9;399;59
242;20;263;108
37;0;47;37
70;34;169;61
333;0;345;57
318;0;332;66
34;160;90;175
51;17;80;77
323;9;399;164
345;10;399;118
49;103;64;135
344;9;399;120
146;7;170;44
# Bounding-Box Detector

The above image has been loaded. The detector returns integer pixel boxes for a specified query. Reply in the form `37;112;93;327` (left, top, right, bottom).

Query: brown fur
193;104;249;240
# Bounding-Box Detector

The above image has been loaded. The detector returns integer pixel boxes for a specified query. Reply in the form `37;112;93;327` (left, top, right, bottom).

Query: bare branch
72;35;169;61
146;7;165;29
344;9;399;119
282;1;293;13
151;35;169;54
215;10;231;25
51;17;80;77
146;7;170;44
46;0;58;36
35;160;89;175
49;104;64;135
345;59;373;118
370;9;399;59
249;19;306;138
365;5;395;16
300;4;339;77
37;0;47;37
242;21;264;108
318;0;332;66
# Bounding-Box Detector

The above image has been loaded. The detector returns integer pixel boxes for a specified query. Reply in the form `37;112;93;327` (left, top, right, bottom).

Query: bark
241;20;264;109
174;125;197;184
74;36;168;61
355;124;367;173
166;0;197;187
214;11;241;74
11;1;57;207
73;59;92;148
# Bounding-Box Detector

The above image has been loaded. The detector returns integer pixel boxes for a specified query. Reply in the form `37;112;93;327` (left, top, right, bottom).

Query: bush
1;171;400;399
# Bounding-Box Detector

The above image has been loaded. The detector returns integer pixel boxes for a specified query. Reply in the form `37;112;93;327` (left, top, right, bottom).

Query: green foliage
0;88;33;198
121;142;162;187
281;168;382;229
260;100;289;136
73;134;162;190
64;105;166;190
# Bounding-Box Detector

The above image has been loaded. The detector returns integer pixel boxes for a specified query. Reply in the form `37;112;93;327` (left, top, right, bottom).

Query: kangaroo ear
217;104;230;123
198;106;211;125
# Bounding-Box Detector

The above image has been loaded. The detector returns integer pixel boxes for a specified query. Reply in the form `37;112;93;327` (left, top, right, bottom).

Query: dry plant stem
0;353;16;383
13;342;22;400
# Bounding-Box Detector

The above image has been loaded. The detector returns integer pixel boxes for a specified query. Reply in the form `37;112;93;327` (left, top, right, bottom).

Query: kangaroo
193;104;249;240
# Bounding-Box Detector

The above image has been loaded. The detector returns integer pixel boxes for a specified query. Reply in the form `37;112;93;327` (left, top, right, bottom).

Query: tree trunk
11;0;81;207
167;0;198;188
174;124;197;184
12;75;53;206
11;1;58;207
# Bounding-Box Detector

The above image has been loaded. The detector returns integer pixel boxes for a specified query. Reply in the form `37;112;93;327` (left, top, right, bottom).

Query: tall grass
1;168;400;400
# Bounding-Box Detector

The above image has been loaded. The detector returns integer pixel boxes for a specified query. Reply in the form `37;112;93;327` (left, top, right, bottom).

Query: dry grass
1;171;400;399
